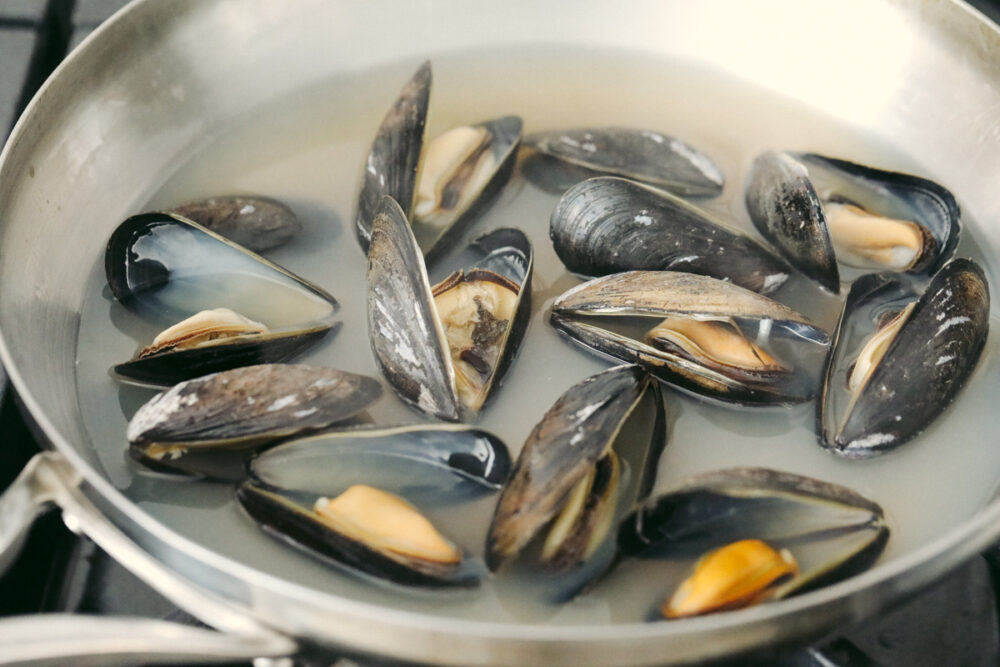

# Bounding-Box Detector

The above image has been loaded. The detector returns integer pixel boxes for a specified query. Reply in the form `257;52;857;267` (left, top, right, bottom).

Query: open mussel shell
550;177;789;294
745;150;960;293
236;482;478;588
618;467;889;603
355;61;431;253
485;365;667;592
106;212;338;386
249;424;511;504
169;195;301;253
523;127;724;197
413;115;523;262
127;364;382;475
818;258;990;458
550;271;828;406
368;196;532;420
434;227;533;413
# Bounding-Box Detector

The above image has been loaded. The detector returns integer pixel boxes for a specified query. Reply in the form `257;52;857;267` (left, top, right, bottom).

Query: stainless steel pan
2;1;1000;664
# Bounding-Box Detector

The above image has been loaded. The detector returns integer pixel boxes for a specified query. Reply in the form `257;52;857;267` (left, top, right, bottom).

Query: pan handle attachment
0;452;297;666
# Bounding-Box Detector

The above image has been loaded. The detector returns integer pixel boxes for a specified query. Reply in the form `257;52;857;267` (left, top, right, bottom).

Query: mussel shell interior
797;152;961;280
414;115;523;262
249;425;511;504
106;212;337;329
432;226;534;412
817;273;919;454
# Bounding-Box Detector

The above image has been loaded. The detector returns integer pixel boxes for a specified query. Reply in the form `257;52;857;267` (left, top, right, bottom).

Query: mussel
485;365;666;597
549;177;789;294
618;467;889;612
550;271;828;405
237;423;510;587
817;258;990;458
663;539;799;618
106;212;338;386
354;60;522;258
523;127;724;197
237;482;478;588
413;115;522;261
367;195;532;420
169;195;301;252
127;364;382;475
745;151;960;293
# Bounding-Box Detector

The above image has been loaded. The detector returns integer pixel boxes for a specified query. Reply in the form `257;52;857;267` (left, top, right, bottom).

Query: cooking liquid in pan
74;47;1000;624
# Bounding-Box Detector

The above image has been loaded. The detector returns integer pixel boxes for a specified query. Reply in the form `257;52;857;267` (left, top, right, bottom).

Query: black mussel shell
551;177;789;294
127;364;381;452
355;61;431;253
367;196;461;421
818;258;990;458
170;195;301;253
523;127;724;197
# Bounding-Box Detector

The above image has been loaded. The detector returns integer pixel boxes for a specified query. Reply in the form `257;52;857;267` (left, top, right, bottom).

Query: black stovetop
3;2;1000;665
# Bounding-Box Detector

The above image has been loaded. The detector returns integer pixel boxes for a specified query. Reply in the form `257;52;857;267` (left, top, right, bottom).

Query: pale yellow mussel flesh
540;452;620;567
414;125;497;227
313;484;461;565
433;272;519;411
645;318;787;374
825;202;933;271
846;302;917;395
663;539;799;619
137;307;268;358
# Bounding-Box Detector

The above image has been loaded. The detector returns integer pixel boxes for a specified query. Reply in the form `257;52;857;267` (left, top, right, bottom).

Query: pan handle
0;452;297;666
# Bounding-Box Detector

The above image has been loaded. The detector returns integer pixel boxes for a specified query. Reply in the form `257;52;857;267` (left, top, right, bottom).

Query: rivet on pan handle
0;452;297;666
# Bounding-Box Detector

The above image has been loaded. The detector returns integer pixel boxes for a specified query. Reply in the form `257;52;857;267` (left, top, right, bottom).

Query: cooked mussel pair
354;60;522;261
367;196;532;421
818;258;989;457
125;362;511;588
237;421;511;589
106;211;337;386
549;271;829;407
746;151;961;293
618;467;889;619
485;365;667;599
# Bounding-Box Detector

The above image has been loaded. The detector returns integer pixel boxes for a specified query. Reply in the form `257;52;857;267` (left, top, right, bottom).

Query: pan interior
71;44;1000;626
